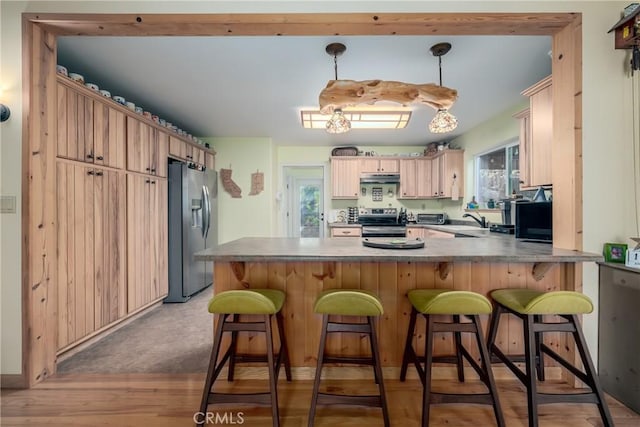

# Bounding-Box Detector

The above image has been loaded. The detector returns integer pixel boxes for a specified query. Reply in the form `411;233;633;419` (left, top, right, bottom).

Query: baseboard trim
1;373;27;389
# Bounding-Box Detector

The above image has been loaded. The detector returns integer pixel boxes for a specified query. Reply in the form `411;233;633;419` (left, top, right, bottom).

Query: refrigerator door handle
202;185;211;239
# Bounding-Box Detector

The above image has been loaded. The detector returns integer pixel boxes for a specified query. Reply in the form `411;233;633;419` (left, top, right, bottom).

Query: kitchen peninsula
195;237;601;376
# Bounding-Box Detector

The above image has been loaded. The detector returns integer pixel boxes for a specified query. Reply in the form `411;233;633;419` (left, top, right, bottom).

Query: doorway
284;166;325;238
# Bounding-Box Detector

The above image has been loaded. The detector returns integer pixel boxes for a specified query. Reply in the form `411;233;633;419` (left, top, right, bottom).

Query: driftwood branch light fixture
317;42;459;134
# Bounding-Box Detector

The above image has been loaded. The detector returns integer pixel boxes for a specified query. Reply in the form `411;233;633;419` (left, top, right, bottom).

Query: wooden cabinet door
415;158;433;198
398;159;416;199
153;179;169;300
93;102;125;169
379;159;399;173
193;147;205;165
331;158;360;199
155;129;169;178
127;174;148;312
126;116;148;174
360;158;380;173
529;84;552;186
127;174;168;313
57;84;94;163
439;150;464;198
205;152;215;170
57;162;95;349
514;109;531;188
406;226;424;239
184;143;194;162
330;227;362;237
168;135;185;159
93;168;127;329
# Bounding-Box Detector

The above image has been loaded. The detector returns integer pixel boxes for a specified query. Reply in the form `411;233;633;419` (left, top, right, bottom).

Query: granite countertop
195;237;602;263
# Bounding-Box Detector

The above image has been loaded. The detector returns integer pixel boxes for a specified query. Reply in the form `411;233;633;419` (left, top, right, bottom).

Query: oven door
361;226;407;238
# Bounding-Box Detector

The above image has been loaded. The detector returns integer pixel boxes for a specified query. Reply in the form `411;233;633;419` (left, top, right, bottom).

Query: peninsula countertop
194;237;602;263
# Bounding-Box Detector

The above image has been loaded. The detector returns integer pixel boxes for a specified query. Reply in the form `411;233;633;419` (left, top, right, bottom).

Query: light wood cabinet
127;175;168;313
169;135;213;168
398;159;417;199
520;76;552;188
56;162;126;350
126;117;167;178
432;150;464;198
360;158;399;173
331;157;360;199
514;108;532;188
415;158;434;198
406;226;425;239
330;227;362;237
205;152;215;170
57;82;126;169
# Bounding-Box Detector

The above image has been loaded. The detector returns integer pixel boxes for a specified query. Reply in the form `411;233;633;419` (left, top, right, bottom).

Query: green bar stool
400;289;505;427
486;289;613;427
198;289;292;427
308;289;390;427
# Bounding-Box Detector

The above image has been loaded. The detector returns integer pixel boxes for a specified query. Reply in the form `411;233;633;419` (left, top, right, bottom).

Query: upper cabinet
519;75;552;188
398;159;417;199
360;158;399;173
58;82;126;169
432;150;464;198
126;117;169;178
331;157;360;199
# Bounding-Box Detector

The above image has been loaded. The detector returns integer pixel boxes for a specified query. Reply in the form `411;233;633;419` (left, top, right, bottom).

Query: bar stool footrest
431;392;496;405
317;393;383;407
537;392;600;405
323;355;375;365
208;392;273;405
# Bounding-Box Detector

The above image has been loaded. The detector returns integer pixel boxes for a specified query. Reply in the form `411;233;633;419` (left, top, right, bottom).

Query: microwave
515;201;552;242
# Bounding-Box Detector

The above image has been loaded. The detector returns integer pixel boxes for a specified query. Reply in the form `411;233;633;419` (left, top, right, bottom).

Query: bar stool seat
400;289;505;427
308;289;389;427
487;288;613;427
198;289;292;427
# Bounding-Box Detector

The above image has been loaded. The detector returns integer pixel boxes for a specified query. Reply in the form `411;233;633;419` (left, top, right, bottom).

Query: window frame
474;137;520;206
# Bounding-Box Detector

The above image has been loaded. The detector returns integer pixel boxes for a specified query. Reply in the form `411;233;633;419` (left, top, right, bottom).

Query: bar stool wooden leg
368;316;390;426
227;314;238;381
570;314;614;427
472;315;506;427
421;314;435;427
198;314;227;425
264;314;280;427
400;307;418;382
533;315;545;381
275;312;292;381
308;315;329;427
453;314;465;382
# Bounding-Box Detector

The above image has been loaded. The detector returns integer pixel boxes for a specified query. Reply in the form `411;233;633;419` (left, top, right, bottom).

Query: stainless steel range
358;208;406;238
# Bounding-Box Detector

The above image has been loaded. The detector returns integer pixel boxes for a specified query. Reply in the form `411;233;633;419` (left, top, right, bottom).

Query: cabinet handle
95;171;103;177
146;167;151;171
87;170;95;175
86;153;94;159
151;168;156;173
341;231;351;234
145;179;151;184
150;180;156;185
96;155;104;161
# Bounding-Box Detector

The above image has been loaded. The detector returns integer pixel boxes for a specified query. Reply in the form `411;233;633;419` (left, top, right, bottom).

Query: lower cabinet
127;174;169;313
56;162;127;350
406;226;425;239
330;227;362;237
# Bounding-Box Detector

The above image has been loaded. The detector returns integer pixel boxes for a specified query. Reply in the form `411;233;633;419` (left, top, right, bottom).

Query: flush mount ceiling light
324;43;351;134
428;42;458;134
301;106;412;130
314;41;458;134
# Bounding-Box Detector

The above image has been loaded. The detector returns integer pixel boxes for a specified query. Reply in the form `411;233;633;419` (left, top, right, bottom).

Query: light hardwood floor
1;374;638;426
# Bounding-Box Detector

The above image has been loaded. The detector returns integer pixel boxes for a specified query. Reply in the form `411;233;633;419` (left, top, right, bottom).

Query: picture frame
603;242;628;263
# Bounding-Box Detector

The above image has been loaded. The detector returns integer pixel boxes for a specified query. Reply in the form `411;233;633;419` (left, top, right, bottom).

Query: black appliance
515;201;552;242
358;208;406;238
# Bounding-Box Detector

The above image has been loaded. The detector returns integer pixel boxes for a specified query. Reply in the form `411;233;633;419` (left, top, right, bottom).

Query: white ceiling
57;35;551;147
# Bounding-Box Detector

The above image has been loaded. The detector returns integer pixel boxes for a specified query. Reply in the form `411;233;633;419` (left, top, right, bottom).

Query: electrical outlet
0;195;16;214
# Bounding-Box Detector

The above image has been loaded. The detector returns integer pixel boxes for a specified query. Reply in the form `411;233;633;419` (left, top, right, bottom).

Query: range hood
360;172;401;184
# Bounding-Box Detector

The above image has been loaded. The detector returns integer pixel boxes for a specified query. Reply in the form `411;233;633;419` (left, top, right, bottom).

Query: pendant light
428;42;458;134
324;43;351;134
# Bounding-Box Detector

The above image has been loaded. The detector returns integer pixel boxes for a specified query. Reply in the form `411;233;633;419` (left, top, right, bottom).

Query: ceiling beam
27;13;578;37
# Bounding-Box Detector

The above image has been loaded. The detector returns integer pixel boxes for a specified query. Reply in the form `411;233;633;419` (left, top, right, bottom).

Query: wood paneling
212;260;566;369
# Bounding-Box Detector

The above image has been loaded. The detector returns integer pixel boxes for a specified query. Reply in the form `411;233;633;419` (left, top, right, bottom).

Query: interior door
291;177;324;238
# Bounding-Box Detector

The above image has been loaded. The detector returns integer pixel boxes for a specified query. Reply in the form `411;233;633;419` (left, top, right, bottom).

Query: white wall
1;1;636;375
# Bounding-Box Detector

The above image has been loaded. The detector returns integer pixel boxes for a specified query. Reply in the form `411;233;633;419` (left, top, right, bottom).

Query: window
474;139;520;207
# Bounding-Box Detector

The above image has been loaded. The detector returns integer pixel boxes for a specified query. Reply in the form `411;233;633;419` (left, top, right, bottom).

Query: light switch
0;195;16;214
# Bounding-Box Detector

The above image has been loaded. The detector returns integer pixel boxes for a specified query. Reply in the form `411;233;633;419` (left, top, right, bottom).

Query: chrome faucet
462;213;487;228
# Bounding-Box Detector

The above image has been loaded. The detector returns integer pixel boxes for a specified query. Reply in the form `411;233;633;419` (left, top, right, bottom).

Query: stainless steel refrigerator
166;160;218;302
